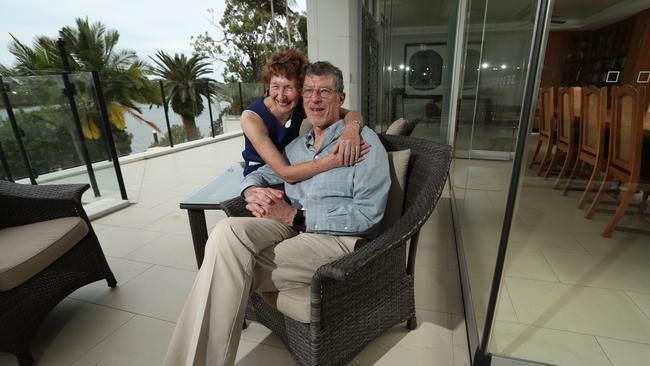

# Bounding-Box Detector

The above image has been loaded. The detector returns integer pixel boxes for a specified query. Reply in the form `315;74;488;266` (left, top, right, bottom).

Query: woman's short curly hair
262;50;310;87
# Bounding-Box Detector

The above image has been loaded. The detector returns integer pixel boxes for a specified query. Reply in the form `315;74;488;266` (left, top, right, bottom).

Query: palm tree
149;51;214;141
4;18;160;136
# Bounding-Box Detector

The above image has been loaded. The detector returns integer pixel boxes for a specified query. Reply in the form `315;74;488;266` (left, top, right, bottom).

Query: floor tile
371;309;451;350
125;232;198;270
96;265;196;322
597;337;650;366
352;341;454;366
467;272;519;322
626;291;650;319
415;267;463;315
543;249;650;294
490;321;611;366
509;224;588;253
505;277;650;344
142;209;192;235
69;257;153;304
95;206;170;229
239;321;285;349
234;339;297;365
0;299;133;366
96;225;164;258
71;315;175;366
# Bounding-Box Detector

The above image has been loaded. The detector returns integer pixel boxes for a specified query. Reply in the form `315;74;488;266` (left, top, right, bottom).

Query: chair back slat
558;87;579;144
580;86;607;157
609;85;645;178
539;87;555;136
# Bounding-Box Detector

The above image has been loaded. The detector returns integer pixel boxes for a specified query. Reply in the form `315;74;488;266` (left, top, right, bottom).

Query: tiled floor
454;136;650;366
0;136;469;366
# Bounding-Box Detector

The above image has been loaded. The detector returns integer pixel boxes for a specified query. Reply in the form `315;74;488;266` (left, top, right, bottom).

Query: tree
190;0;307;83
2;18;160;138
149;51;217;141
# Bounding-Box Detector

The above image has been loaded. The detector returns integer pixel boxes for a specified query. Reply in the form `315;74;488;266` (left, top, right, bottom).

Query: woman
241;49;367;182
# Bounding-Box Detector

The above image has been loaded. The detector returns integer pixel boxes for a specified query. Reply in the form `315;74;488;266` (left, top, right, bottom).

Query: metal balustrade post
159;80;174;147
206;80;215;138
57;39;101;197
0;76;37;185
91;71;128;200
0;141;14;182
238;82;244;114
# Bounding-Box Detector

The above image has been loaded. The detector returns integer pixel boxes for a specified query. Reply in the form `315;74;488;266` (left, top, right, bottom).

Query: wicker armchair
0;181;117;366
196;135;451;365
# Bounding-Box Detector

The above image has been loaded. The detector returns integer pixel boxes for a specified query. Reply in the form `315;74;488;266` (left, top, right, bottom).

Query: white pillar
306;0;361;110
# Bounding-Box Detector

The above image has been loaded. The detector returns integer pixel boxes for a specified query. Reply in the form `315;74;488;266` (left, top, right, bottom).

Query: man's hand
336;122;362;166
259;194;297;226
243;187;284;217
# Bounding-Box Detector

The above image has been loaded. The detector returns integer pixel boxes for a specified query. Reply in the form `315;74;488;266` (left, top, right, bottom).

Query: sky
0;0;306;80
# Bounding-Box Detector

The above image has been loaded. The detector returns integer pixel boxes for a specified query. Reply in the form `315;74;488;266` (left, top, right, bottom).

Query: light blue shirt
241;120;390;237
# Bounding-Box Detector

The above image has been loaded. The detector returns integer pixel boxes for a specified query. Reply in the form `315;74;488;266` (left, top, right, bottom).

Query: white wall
306;0;360;110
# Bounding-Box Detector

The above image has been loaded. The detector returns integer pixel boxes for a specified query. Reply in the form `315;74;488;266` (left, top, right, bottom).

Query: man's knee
210;217;251;237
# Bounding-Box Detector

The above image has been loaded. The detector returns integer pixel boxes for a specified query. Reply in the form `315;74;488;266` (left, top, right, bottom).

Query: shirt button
314;155;319;159
314;224;319;229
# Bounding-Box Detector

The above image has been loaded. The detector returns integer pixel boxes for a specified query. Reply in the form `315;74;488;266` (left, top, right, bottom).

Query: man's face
302;74;345;128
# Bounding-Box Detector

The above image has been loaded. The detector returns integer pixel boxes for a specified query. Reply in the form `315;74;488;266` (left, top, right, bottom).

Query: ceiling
386;0;648;30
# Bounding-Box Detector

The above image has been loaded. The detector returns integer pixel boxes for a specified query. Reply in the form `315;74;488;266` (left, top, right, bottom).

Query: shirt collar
304;119;346;150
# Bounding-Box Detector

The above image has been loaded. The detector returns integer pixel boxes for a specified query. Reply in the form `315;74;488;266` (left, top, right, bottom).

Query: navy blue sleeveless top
242;97;306;175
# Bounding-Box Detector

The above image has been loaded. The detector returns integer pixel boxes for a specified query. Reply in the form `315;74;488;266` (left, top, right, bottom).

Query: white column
306;0;361;110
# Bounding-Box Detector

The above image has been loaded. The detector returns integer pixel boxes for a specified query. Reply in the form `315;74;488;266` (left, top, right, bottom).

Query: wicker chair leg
106;272;117;288
406;316;417;330
16;350;34;366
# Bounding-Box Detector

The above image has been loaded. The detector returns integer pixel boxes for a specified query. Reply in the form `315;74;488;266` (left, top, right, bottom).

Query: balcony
0;135;469;365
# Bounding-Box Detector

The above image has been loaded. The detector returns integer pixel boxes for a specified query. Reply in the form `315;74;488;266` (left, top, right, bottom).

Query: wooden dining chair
529;87;556;174
586;85;649;237
548;87;581;188
566;87;608;205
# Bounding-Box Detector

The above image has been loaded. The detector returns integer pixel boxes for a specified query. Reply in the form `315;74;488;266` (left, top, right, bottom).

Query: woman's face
268;75;300;115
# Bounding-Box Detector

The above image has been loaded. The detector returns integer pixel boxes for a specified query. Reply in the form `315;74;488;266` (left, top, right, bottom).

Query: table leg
187;209;208;268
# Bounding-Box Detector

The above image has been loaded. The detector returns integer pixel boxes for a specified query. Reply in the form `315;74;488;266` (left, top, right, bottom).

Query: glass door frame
450;0;556;364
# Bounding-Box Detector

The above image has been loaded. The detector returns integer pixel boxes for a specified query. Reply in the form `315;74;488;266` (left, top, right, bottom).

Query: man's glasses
301;87;338;99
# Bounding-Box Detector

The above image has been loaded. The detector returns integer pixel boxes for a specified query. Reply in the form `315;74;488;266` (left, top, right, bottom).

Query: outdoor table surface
180;163;244;267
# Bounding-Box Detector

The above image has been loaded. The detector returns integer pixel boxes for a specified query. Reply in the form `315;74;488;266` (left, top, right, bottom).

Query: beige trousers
164;217;361;366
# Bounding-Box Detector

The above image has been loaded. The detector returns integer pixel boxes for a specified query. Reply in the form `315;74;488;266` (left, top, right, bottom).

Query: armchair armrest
0;181;90;229
217;196;254;218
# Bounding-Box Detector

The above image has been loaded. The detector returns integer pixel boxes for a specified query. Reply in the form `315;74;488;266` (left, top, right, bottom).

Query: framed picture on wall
403;42;446;96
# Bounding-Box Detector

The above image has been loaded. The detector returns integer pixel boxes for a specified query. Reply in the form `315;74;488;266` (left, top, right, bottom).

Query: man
164;61;390;366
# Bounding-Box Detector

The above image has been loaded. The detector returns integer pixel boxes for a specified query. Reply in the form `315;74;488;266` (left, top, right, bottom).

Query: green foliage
191;0;307;83
0;108;133;180
148;124;204;148
149;51;225;140
2;17;160;127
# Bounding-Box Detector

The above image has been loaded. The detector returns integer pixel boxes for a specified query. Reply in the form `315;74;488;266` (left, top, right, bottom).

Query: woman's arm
241;111;346;183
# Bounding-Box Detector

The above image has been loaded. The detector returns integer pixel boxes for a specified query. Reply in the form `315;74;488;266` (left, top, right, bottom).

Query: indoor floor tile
490;321;611;366
596;337;650;366
505;277;650;343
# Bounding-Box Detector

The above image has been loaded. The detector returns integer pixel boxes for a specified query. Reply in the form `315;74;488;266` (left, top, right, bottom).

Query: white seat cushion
0;217;89;291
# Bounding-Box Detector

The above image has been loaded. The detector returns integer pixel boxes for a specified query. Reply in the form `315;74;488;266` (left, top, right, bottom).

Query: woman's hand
322;141;371;169
336;122;363;166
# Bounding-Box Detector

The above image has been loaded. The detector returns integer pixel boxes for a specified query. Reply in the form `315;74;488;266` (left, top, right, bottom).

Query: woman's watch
292;208;306;232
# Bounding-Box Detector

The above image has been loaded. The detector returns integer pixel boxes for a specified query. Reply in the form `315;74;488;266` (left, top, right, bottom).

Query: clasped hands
243;187;296;225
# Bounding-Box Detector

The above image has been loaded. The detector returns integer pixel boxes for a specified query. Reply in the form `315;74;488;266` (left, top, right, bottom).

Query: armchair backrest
377;135;452;270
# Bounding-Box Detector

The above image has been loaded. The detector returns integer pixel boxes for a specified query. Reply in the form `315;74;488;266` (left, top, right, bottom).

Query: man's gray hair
305;61;344;92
